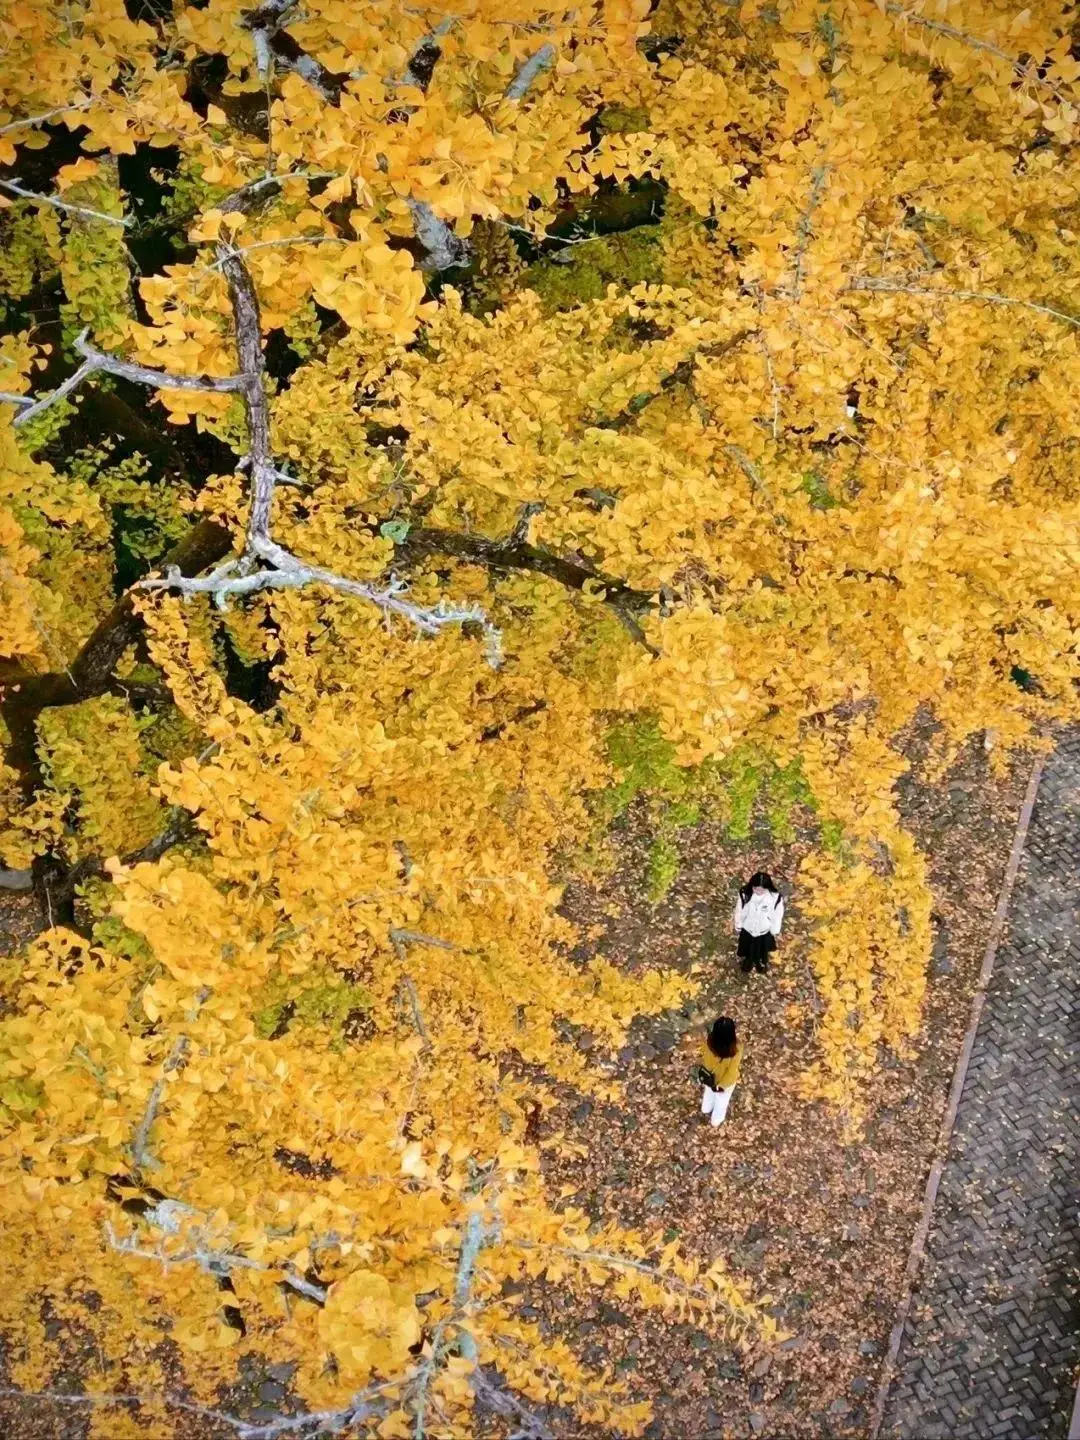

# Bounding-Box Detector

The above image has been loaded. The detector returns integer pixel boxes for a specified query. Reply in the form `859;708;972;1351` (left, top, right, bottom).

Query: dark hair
707;1017;738;1059
740;871;780;904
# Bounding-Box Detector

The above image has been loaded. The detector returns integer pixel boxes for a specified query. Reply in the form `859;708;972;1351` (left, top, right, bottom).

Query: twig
760;337;780;440
0;177;129;227
0;101;93;135
510;1238;745;1318
886;3;1007;56
129;1035;190;1171
844;275;1080;329
724;444;779;511
791;164;829;299
391;928;457;953
211;234;345;268
129;986;210;1170
398;976;431;1048
0;1377;408;1439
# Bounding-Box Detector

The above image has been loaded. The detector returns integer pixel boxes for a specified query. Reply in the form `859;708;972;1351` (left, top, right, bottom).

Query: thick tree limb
392;523;655;645
405;197;470;271
505;45;556;101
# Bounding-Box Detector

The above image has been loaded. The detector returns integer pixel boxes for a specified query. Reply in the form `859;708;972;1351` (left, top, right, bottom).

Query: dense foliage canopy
0;0;1077;1434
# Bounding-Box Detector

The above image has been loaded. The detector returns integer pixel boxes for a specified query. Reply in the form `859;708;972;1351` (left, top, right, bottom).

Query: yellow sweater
700;1040;742;1089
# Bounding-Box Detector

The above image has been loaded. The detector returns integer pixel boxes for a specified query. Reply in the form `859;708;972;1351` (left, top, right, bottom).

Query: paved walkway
882;730;1080;1439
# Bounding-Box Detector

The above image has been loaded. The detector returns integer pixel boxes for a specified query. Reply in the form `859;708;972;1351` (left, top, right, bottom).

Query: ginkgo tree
0;0;1078;1434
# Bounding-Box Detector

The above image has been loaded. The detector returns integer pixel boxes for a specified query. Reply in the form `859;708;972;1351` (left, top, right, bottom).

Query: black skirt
737;929;776;965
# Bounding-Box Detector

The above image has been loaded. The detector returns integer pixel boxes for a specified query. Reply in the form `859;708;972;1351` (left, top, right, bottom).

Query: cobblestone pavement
882;731;1080;1440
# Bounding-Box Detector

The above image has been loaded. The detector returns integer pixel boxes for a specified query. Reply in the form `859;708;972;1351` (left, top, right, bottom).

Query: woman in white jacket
734;870;784;974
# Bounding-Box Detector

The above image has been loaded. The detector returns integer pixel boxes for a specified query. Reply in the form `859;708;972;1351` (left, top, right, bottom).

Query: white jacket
734;889;784;937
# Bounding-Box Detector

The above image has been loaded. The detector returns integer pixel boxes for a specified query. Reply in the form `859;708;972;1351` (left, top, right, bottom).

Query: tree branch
844;275;1080;329
505;44;556;101
391;523;655;646
7;330;250;432
398;19;454;90
109;1193;329;1305
405;198;470;271
0;101;93;135
471;1369;553;1440
396;975;431;1049
0;1375;409;1438
790;164;828;300
0;177;130;228
129;1036;191;1172
413;1210;497;1437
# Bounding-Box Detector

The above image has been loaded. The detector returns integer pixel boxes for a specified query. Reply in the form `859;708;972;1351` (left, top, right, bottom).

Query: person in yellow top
698;1016;742;1127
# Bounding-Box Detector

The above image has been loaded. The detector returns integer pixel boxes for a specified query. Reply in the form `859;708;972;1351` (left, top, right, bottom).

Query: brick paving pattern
882;730;1080;1440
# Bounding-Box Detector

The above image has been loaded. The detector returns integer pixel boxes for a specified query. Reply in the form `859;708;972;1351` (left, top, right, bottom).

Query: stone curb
867;749;1047;1440
1070;1375;1080;1440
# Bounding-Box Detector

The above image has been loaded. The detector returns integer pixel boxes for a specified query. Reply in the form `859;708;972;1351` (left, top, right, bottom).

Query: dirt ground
537;728;1032;1439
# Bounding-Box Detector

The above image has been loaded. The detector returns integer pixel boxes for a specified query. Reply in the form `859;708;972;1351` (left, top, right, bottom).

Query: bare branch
844;275;1080;330
505;44;556;101
724;444;781;515
0;177;130;227
138;548;503;661
109;1196;329;1304
391;929;457;952
790;164;828;299
10;331;249;432
397;976;431;1048
10;355;100;429
0;102;93;135
129;1035;190;1172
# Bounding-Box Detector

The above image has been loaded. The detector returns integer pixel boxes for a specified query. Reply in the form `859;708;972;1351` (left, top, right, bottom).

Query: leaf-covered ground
535;725;1032;1439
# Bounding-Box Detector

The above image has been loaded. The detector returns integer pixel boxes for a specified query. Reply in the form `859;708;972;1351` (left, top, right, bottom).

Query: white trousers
700;1084;735;1126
